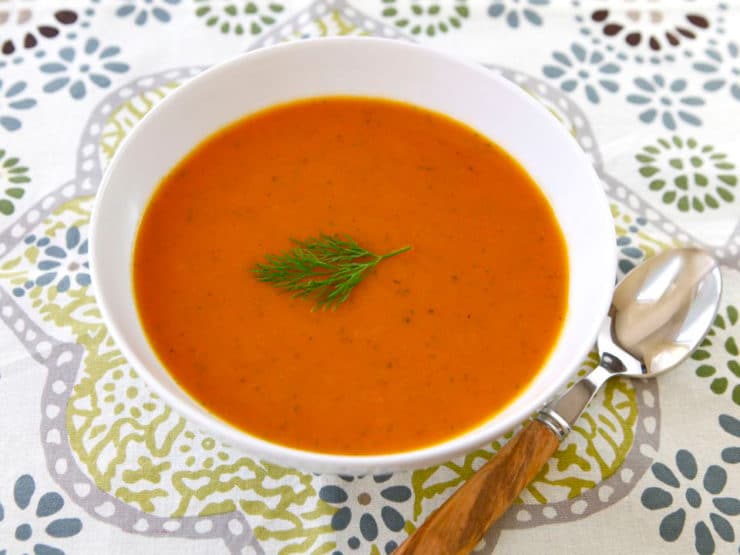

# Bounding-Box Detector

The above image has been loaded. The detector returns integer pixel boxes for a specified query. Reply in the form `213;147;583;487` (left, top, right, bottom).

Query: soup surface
133;97;568;455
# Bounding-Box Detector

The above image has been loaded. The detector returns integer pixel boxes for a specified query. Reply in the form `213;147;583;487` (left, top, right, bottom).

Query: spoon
394;247;722;555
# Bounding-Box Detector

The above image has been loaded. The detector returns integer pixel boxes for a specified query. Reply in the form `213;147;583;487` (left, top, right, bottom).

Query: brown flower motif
0;7;77;56
589;4;709;51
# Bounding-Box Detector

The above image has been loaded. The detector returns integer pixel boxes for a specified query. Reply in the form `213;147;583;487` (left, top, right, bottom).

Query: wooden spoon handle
394;420;560;555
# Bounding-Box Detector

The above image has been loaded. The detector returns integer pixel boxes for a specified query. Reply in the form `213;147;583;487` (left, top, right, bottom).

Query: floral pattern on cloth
641;449;739;554
0;475;83;555
0;6;78;58
0;1;737;554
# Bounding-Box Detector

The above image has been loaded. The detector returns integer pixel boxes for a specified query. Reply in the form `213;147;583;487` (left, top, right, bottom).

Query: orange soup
133;97;568;455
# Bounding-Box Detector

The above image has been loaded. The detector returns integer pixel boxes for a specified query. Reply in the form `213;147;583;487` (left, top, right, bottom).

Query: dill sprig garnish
253;234;411;310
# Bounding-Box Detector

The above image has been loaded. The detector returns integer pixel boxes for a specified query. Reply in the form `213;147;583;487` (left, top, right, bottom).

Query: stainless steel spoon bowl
538;247;722;439
395;248;722;555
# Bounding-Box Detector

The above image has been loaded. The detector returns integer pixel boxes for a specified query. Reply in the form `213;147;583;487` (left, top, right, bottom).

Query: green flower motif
692;305;739;406
380;0;469;37
194;1;284;35
636;136;737;213
0;148;29;216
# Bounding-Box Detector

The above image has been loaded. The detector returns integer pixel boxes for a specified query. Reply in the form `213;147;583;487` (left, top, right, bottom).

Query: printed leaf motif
411;353;638;518
0;192;335;553
525;378;637;502
411;445;498;520
98;82;180;165
291;9;367;39
58;309;335;553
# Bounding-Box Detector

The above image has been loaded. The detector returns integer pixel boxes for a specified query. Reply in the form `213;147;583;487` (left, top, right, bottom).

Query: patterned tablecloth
0;1;738;554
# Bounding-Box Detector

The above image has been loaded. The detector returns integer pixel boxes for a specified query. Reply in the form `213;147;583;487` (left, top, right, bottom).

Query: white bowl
90;37;616;474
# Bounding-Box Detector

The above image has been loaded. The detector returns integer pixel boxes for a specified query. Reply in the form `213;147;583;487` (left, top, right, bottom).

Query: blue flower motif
40;38;129;100
627;75;705;129
693;40;740;101
542;42;620;104
319;474;412;554
13;227;90;297
488;0;549;27
0;80;36;132
0;474;82;554
116;0;181;26
641;450;738;554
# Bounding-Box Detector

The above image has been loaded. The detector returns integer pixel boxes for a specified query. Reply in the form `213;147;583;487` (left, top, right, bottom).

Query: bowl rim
90;36;616;473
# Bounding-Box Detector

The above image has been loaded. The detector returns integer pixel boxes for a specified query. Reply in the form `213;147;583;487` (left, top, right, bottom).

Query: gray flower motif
0;79;36;132
320;474;412;554
542;43;620;104
0;474;82;554
615;215;648;275
488;0;549;28
641;450;738;554
12;227;90;297
627;75;705;129
40;37;129;100
718;414;739;465
693;40;740;101
116;0;181;26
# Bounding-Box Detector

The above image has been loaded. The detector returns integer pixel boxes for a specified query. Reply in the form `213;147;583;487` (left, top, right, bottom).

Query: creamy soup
133;97;568;454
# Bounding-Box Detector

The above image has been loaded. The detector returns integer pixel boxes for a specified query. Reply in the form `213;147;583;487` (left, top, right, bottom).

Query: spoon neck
598;315;646;377
537;363;615;441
